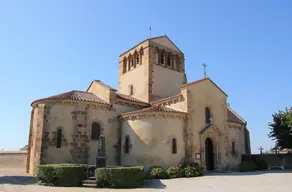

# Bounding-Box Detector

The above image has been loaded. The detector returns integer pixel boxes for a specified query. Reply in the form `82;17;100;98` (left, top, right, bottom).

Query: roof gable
120;35;183;57
86;80;117;92
150;35;183;53
181;77;228;97
227;107;246;125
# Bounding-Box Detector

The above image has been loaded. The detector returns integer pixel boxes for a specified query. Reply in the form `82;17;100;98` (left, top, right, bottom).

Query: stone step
83;183;97;187
83;179;96;185
88;176;96;180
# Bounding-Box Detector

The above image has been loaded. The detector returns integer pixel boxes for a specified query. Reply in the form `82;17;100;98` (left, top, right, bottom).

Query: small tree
21;145;28;150
268;107;292;149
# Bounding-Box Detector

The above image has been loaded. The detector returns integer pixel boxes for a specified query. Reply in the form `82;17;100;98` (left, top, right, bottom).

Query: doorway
205;137;214;171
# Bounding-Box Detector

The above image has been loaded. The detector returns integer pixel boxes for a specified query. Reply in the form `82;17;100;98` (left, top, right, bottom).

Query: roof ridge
151;93;182;105
150;35;184;54
120;105;187;118
180;77;208;88
31;89;110;106
119;35;170;57
93;80;117;91
72;90;91;93
116;93;149;105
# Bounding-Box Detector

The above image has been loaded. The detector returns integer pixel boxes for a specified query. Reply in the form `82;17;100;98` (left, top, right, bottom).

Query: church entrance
205;137;214;171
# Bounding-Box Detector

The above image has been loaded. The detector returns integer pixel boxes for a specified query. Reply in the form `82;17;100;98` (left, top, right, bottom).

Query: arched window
124;136;130;154
167;55;171;67
128;84;134;95
205;107;211;124
176;57;180;71
127;55;131;71
136;54;140;65
131;56;134;67
123;57;127;73
160;52;165;65
232;141;236;155
56;128;62;148
139;47;144;65
172;138;177;154
91;122;101;140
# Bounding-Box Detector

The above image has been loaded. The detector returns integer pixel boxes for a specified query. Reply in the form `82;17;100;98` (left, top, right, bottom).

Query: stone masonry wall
26;107;35;173
28;104;45;175
70;103;90;164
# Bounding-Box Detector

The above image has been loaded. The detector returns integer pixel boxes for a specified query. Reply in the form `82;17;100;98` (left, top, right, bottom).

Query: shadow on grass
206;170;292;176
0;176;37;185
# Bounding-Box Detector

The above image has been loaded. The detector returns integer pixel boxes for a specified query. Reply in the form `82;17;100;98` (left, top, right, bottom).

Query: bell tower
118;35;187;102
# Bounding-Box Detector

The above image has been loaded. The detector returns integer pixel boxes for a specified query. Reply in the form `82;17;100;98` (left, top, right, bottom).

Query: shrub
238;161;258;172
37;164;86;187
181;162;199;169
166;164;184;179
181;162;204;177
146;166;166;179
241;155;268;171
95;166;144;188
254;158;268;170
83;165;96;179
183;165;203;177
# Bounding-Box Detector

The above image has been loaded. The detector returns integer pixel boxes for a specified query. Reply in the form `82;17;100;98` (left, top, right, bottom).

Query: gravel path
1;168;292;192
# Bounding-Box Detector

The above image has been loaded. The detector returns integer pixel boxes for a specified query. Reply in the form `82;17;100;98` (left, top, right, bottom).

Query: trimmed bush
238;161;258;172
146;166;166;179
166;165;184;179
95;166;144;188
254;158;268;170
37;164;86;187
241;155;268;171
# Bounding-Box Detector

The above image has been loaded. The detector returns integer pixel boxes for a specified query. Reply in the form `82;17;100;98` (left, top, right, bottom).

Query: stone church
26;35;251;174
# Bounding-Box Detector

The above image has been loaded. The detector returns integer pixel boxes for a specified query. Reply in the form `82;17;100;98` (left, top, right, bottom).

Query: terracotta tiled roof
181;77;228;96
227;107;246;125
120;106;187;118
151;94;183;105
32;90;111;105
116;94;149;105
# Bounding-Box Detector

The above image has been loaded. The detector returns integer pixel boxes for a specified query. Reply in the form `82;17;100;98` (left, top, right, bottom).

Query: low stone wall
243;154;292;170
0;150;27;168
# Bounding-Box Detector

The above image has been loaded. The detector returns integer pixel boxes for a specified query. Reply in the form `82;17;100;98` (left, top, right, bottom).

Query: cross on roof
203;63;207;78
259;146;264;154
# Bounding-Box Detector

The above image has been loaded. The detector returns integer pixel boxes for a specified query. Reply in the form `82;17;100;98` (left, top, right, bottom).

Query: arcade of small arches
121;46;185;74
155;47;184;72
122;47;144;74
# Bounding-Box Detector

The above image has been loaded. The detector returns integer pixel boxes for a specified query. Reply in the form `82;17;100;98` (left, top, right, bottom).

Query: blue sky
0;1;291;153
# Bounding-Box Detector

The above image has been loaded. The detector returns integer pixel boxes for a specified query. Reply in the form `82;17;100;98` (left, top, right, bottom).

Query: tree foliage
268;107;292;149
21;145;28;150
